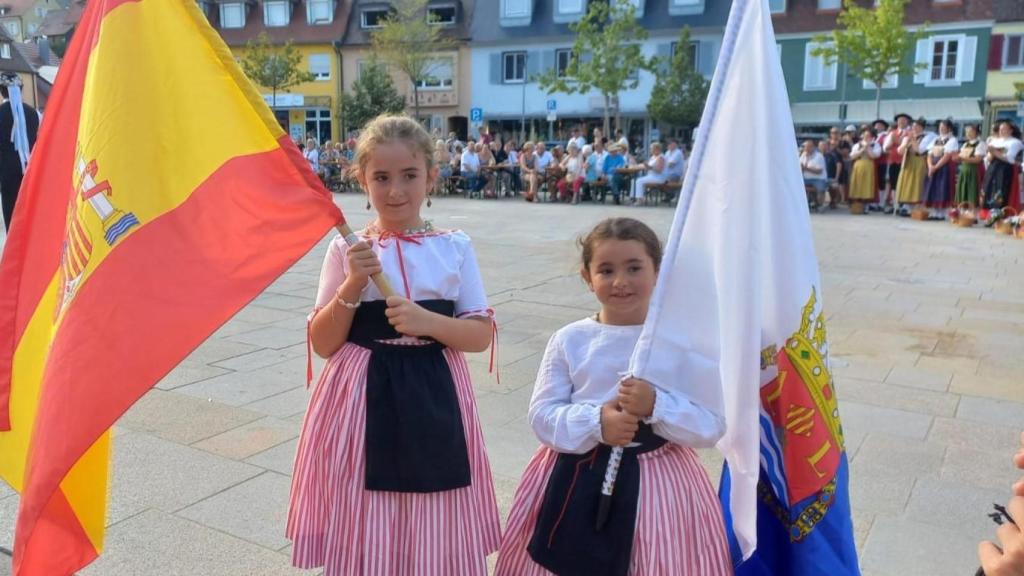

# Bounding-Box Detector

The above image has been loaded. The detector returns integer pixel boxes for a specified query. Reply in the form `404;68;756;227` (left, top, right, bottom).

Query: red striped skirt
287;343;501;575
496;444;733;575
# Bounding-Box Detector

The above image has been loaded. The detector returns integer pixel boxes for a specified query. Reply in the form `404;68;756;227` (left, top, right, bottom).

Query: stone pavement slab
2;195;1023;575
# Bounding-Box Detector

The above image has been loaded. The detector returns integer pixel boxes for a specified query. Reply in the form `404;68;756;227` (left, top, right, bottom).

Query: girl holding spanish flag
287;115;501;575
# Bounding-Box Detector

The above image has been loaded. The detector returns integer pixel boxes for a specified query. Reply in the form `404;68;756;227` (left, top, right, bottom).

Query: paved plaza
2;193;1024;575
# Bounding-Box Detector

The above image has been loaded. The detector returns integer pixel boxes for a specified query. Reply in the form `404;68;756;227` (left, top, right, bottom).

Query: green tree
340;59;407;131
811;0;927;119
239;32;315;107
534;0;656;135
371;0;456;123
647;27;709;135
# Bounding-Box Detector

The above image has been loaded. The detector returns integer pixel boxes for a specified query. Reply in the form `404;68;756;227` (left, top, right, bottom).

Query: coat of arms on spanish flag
0;0;343;573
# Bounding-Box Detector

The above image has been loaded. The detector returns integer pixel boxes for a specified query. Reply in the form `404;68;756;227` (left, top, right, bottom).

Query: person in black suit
0;75;40;232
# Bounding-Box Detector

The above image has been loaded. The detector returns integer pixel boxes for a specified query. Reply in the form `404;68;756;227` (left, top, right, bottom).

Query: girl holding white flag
495;218;731;576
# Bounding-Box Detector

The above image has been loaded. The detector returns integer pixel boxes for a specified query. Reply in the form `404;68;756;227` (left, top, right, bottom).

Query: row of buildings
199;0;1024;146
0;0;1021;147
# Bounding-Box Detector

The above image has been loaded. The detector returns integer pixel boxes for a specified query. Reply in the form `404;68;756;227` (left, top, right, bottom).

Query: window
428;5;456;25
0;43;9;59
305;109;332;148
625;0;644;17
220;2;244;28
416;57;454;90
362;8;387;28
309;54;330;81
672;0;701;5
34;6;45;18
556;49;572;78
2;18;21;39
503;51;525;83
668;0;703;15
263;0;288;27
557;0;584;14
930;38;958;82
803;42;837;91
769;0;786;13
307;0;333;24
669;41;700;70
817;0;840;9
1006;35;1024;70
503;0;530;17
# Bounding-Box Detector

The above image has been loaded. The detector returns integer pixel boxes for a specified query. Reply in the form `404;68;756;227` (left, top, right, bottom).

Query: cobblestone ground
2;193;1023;575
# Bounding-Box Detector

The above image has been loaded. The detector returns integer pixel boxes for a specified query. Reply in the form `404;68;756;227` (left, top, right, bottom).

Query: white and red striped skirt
287;343;501;576
496;443;733;576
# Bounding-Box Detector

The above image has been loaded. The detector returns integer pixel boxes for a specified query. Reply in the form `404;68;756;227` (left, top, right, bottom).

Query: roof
14;40;60;69
470;0;732;45
0;28;34;73
37;3;83;36
215;0;352;47
0;0;36;18
342;0;474;47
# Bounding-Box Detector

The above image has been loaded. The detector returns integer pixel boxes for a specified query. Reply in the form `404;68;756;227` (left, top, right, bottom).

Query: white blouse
529;317;725;455
313;228;490;319
850;142;881;159
988;136;1024;164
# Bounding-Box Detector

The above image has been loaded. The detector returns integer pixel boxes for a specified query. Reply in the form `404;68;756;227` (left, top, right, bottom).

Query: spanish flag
0;0;343;573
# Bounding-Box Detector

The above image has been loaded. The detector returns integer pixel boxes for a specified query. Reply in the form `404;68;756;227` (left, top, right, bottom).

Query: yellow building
340;1;473;139
986;23;1024;128
204;0;351;144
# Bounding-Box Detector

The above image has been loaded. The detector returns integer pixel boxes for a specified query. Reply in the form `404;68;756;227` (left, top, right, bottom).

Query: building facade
207;0;350;144
340;0;474;140
984;0;1024;128
469;0;730;148
773;0;994;132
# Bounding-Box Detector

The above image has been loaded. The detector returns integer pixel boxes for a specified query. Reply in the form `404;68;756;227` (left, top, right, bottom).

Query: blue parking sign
470;108;483;122
546;99;557;111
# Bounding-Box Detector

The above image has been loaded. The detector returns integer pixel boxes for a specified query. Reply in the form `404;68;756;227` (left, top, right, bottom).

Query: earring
366;200;371;210
427;195;432;208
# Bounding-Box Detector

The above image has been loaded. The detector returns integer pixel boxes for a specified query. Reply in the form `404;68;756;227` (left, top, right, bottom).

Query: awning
791;98;983;126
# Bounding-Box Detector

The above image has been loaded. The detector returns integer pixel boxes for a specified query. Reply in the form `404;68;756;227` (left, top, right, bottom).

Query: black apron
527;424;666;576
348;299;471;493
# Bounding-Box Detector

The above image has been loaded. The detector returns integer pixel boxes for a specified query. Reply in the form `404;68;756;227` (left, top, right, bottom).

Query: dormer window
263;0;289;27
554;0;585;23
220;2;245;28
502;0;530;18
668;0;704;15
427;4;456;26
361;8;388;29
0;43;9;59
307;0;333;24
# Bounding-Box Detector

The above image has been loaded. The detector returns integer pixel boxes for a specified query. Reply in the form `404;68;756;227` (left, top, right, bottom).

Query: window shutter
541;49;555;72
959;35;976;83
656;42;671;73
526;50;540;79
698;40;716;77
913;38;930;84
490;52;502;84
988;34;1004;71
803;44;817;90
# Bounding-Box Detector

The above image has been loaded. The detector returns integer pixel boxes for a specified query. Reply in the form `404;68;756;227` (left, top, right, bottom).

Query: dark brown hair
579;218;663;272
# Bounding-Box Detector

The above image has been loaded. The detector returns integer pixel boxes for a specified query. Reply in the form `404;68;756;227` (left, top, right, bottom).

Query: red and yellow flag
0;0;343;573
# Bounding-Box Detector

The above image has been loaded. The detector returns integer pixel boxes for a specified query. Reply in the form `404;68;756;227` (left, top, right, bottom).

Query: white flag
629;0;856;565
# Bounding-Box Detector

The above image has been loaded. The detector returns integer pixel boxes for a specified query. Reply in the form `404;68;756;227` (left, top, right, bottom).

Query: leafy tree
535;0;656;135
340;58;407;131
371;0;456;122
811;0;927;118
239;32;315;107
647;27;709;135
